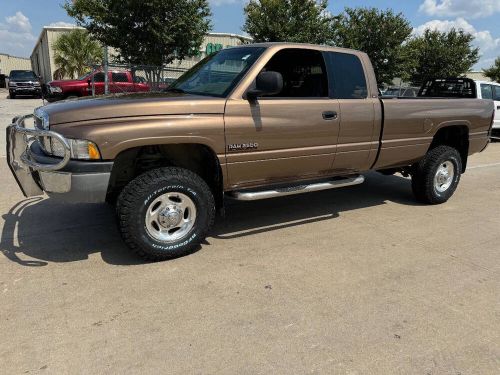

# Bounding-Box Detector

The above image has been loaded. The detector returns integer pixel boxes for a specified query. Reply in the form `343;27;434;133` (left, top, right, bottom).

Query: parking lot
1;90;499;374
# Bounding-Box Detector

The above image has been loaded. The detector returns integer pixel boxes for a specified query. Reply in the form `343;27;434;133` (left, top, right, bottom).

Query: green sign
205;43;224;55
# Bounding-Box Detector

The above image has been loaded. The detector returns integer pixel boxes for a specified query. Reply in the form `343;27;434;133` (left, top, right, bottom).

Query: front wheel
411;145;462;204
117;167;215;261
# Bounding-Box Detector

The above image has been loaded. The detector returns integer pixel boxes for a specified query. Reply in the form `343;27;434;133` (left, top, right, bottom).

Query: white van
419;78;500;130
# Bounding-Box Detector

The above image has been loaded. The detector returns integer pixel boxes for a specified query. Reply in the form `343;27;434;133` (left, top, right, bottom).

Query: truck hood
42;92;227;125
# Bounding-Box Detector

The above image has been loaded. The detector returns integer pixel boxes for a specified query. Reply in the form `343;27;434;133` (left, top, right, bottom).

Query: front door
224;48;340;189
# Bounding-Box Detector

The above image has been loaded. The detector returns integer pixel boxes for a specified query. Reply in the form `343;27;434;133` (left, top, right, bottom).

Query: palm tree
53;29;103;79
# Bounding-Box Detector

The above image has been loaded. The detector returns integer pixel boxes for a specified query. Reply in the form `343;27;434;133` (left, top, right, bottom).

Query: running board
227;175;365;201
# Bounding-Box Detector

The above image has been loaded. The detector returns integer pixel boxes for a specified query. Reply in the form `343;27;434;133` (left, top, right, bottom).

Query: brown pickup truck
7;43;494;261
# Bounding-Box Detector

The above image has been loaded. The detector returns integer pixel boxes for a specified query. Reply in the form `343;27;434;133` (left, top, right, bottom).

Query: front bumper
9;86;42;95
6;115;113;203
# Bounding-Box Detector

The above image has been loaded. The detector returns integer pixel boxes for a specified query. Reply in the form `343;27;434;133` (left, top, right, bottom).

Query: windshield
10;71;37;80
169;47;265;97
77;71;94;80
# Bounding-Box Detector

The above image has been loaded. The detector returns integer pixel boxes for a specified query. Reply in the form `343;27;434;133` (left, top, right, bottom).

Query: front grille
16;82;33;87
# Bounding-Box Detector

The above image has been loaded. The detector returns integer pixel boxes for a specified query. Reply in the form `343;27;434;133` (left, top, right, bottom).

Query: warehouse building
0;53;32;75
31;25;252;83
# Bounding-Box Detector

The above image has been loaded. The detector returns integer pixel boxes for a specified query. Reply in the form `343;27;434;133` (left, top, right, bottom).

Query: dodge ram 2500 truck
7;43;495;261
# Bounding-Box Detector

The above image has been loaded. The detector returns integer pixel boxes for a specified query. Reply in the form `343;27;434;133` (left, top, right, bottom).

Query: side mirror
247;71;283;99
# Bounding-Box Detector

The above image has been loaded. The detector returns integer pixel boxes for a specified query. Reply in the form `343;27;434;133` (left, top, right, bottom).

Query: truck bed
373;98;493;170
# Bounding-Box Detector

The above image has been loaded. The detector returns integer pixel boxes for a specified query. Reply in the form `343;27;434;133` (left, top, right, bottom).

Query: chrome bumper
6;115;110;203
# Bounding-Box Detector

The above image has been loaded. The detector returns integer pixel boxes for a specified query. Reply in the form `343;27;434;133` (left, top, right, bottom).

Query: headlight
8;81;17;87
34;107;50;129
34;82;41;87
49;86;62;93
49;138;101;160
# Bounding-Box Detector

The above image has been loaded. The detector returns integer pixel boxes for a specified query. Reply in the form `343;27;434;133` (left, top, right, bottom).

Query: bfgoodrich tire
411;145;462;204
117;167;215;261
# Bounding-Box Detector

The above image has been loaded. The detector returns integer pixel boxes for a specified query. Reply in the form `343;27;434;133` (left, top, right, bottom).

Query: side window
112;72;129;83
93;72;105;82
480;84;493;99
326;52;368;99
493;85;500;101
261;49;328;98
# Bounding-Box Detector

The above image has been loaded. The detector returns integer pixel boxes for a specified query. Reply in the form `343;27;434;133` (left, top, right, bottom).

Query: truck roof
231;42;365;56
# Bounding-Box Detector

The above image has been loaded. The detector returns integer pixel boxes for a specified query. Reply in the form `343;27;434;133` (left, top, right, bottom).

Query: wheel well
107;144;224;208
430;126;469;172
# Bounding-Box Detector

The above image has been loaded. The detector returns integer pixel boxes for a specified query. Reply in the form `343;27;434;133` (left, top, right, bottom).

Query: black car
8;70;42;99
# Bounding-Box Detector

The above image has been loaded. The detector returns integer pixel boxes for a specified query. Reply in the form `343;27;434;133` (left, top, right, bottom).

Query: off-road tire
411;145;462;204
9;93;16;99
117;167;215;261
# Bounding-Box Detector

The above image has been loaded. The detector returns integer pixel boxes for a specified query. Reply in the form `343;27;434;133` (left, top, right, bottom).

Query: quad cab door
224;48;341;189
324;52;380;174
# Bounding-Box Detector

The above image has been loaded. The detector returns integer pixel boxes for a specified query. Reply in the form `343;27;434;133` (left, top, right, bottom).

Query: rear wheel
411;145;462;204
117;167;215;261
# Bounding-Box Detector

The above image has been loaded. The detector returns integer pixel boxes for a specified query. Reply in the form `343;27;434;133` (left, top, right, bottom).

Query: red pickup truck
45;70;150;101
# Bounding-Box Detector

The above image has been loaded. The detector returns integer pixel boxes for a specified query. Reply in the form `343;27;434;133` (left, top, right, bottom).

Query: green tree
483;58;500;83
404;29;480;86
53;29;103;79
243;0;335;44
64;0;211;82
332;7;413;85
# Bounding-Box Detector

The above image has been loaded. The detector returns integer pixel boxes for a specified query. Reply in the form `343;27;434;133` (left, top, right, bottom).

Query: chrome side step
227;175;365;201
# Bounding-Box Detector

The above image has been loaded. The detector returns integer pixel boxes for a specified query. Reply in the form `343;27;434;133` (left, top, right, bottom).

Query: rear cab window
324;52;368;99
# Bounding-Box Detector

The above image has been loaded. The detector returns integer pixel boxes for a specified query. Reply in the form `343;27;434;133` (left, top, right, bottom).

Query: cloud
5;11;32;33
419;0;500;19
414;18;500;69
0;12;36;57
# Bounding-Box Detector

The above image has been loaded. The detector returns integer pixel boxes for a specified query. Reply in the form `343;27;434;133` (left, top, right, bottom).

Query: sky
0;0;499;69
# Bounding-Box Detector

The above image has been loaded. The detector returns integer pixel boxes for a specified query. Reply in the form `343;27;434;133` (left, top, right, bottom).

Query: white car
419;78;500;131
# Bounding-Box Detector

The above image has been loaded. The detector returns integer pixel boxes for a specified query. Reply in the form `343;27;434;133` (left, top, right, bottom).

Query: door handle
497;105;500;110
322;111;338;120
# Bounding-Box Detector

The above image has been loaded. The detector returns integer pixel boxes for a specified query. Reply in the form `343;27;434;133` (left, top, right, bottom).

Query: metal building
0;53;32;76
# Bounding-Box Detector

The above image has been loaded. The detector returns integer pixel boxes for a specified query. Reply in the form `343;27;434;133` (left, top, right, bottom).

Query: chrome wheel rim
145;192;196;243
434;161;455;193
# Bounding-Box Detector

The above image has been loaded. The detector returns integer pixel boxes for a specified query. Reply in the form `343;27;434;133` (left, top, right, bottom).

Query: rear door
224;48;340;188
324;52;379;173
110;72;133;94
